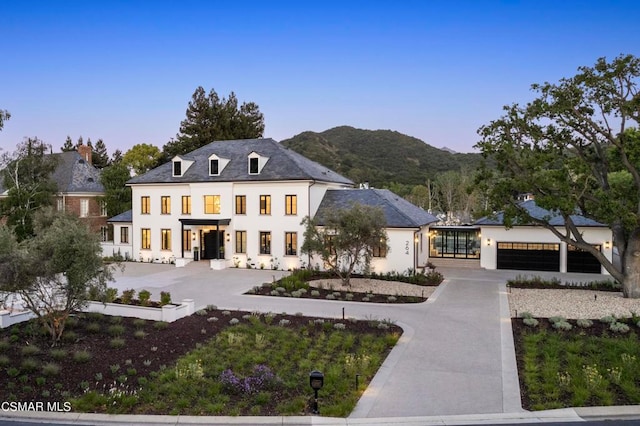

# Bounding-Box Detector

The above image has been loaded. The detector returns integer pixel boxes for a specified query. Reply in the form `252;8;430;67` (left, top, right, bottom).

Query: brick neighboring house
0;144;108;238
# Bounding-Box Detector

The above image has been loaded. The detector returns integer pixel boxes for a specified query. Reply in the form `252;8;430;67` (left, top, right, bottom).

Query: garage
567;245;602;274
497;242;560;272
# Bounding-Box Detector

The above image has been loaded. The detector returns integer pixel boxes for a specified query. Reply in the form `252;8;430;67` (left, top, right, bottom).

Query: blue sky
1;1;639;155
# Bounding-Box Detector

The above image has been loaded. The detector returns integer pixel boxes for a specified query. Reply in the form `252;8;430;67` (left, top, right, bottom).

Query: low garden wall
0;310;37;329
83;299;195;322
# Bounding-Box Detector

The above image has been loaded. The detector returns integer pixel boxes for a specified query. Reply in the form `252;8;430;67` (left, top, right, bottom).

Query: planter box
0;310;36;329
175;258;192;268
83;299;195;322
210;259;229;270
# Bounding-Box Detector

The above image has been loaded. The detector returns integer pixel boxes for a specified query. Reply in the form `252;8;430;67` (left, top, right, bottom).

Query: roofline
477;223;610;229
127;178;354;187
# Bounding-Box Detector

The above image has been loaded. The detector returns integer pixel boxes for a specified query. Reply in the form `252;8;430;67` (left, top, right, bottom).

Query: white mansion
102;138;613;275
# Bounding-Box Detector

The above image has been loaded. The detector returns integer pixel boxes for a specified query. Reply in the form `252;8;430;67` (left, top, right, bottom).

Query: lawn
512;317;640;410
0;308;400;416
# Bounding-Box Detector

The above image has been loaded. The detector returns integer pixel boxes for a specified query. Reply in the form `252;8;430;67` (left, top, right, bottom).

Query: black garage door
567;245;601;274
497;242;560;272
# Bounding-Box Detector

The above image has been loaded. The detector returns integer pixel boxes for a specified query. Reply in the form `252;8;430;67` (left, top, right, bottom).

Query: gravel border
508;288;640;319
309;278;436;298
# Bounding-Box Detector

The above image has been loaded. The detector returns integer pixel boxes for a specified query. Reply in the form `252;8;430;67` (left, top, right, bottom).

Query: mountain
280;126;482;187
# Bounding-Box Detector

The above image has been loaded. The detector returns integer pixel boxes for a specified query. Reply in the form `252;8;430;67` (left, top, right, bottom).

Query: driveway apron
351;272;516;418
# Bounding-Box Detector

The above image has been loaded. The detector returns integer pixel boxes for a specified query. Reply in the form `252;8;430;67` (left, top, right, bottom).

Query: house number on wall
405;241;410;255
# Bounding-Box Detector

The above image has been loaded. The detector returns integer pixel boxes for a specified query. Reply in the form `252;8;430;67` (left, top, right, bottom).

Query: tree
475;54;640;297
92;138;109;168
0;138;58;240
301;203;388;286
111;149;123;165
0;109;9;131
163;86;265;158
61;136;74;152
0;209;113;345
99;162;132;217
122;143;163;175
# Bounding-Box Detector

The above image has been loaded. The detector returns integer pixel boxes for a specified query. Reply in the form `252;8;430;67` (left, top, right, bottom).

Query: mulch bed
0;310;401;409
247;286;427;303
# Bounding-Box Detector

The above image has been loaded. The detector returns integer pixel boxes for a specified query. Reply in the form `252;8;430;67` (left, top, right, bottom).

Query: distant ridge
280;126;481;187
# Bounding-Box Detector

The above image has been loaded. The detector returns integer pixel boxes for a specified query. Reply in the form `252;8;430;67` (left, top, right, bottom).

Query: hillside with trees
280;126;482;188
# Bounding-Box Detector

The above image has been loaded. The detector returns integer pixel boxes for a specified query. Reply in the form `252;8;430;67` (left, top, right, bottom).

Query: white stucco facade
129;180;346;268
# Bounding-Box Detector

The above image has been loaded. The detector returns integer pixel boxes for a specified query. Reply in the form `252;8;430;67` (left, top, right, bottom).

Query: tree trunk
623;230;640;298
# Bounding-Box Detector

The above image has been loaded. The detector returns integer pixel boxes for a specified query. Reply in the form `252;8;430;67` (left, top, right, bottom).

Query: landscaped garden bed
246;269;442;303
0;307;401;416
512;315;640;410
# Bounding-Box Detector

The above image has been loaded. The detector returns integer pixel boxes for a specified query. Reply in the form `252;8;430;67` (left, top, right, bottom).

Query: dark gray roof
127;138;353;185
315;189;439;228
474;200;607;227
0;151;104;194
108;209;132;223
51;151;104;193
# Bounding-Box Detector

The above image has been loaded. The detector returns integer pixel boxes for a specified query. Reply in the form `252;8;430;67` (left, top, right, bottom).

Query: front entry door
203;231;225;260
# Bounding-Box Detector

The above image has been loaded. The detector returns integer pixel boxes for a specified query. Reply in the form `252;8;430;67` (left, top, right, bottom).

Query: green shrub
21;345;41;356
49;348;68;360
121;289;136;304
110;315;123;324
523;318;539;327
610;322;630;334
62;330;78;342
6;367;19;377
552;321;573;331
108;324;125;337
110;338;126;349
576;319;593;328
21;357;39;372
153;321;169;330
0;355;10;367
138;289;151;306
105;287;118;303
549;316;567;324
132;319;146;329
65;316;79;329
0;339;10;352
73;350;92;363
85;322;101;333
600;315;617;324
134;330;147;339
520;311;534;319
42;362;60;376
160;291;172;306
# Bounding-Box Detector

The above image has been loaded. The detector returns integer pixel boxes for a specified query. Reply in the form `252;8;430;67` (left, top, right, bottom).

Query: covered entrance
202;230;225;260
179;218;231;260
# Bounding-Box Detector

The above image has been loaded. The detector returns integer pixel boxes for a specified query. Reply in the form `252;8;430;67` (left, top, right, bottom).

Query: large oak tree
475;54;640;297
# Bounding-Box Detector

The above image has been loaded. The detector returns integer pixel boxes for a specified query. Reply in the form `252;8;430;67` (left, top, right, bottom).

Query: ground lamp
309;370;324;414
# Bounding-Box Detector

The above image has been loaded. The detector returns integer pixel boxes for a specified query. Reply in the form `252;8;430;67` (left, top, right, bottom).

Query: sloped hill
280;126;482;187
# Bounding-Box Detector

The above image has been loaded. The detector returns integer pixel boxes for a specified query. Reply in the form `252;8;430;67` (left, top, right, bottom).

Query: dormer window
208;154;229;176
249;157;259;174
172;155;194;177
248;152;269;175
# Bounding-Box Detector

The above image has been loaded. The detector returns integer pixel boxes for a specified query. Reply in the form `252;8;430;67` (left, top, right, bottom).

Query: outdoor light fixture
486;238;492;246
192;232;196;241
226;233;230;242
309;370;324;414
604;241;611;249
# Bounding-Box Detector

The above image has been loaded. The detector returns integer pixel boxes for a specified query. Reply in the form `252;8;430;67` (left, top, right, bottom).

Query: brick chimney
77;144;92;165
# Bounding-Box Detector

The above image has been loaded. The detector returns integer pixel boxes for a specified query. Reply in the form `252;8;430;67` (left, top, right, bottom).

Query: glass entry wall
429;227;480;259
